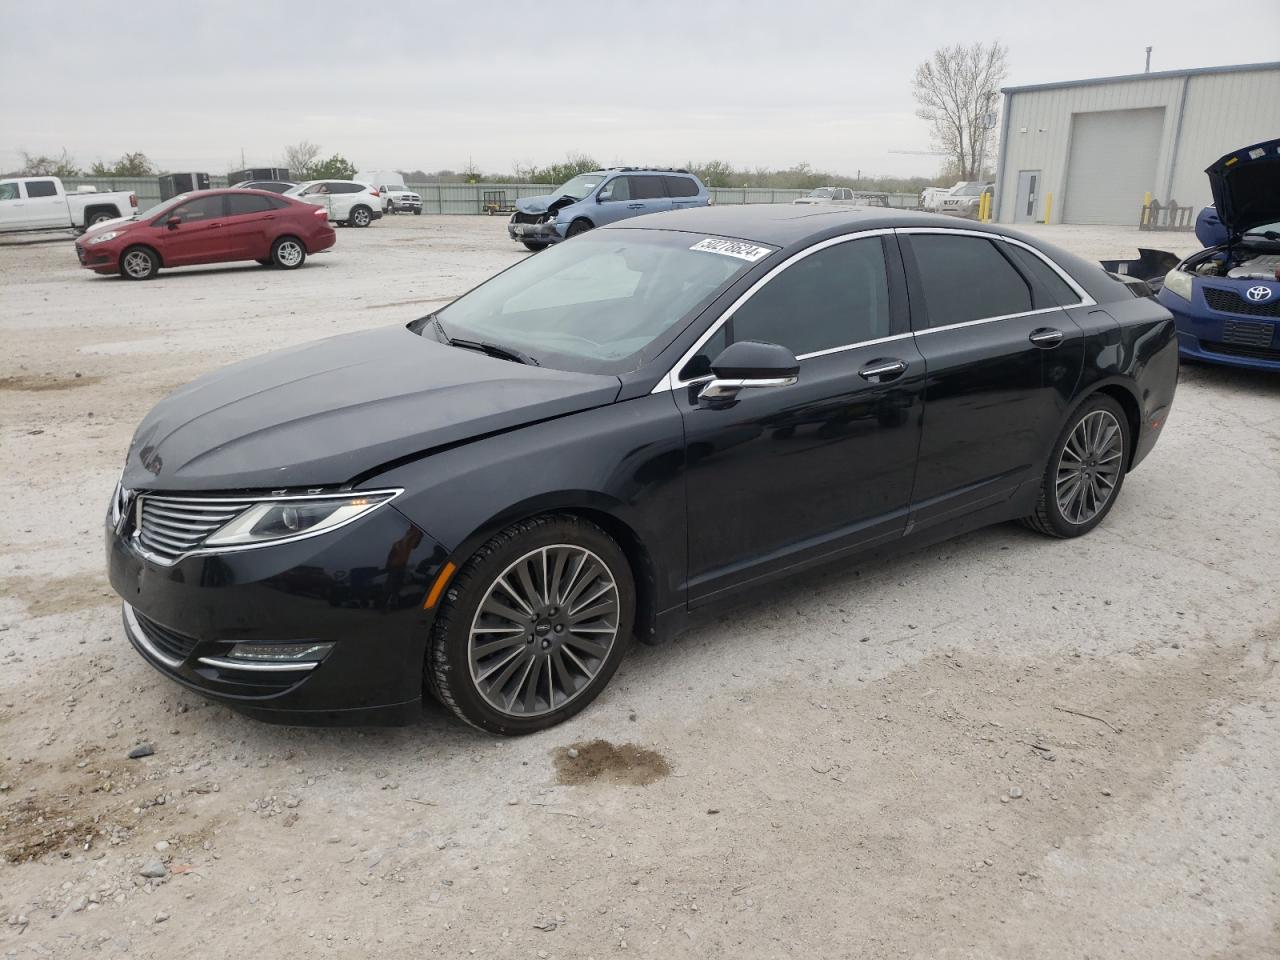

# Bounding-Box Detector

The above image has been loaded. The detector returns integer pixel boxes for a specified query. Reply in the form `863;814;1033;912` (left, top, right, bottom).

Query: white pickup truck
0;176;138;234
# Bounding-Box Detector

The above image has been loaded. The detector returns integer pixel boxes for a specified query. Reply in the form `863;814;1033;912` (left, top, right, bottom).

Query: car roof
590;168;697;177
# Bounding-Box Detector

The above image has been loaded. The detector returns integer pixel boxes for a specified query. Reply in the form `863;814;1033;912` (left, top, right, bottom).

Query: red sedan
75;188;336;280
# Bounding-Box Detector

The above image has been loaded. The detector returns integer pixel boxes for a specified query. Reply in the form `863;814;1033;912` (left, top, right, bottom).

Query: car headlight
1163;268;1194;302
88;231;120;244
203;490;401;548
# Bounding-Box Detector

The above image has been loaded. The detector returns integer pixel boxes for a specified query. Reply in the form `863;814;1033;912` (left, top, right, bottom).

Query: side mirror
166;216;181;229
597;188;612;203
698;340;799;401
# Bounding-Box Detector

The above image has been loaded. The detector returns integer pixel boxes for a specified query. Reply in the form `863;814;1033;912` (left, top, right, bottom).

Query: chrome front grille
135;494;255;562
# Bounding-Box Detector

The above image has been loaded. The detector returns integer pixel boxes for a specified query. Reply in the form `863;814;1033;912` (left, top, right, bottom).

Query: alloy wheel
352;207;370;227
467;544;620;718
1055;409;1124;525
123;250;153;278
276;241;303;267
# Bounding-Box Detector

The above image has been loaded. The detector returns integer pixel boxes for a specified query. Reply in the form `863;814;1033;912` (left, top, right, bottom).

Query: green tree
524;153;600;185
306;153;357;179
687;159;733;188
19;148;80;177
89;152;155;177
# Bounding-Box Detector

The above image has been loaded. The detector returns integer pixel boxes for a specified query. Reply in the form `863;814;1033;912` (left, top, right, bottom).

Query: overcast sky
2;0;1277;179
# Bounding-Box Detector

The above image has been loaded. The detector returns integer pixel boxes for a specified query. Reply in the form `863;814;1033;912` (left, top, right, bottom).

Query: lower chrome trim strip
123;602;183;669
195;656;319;673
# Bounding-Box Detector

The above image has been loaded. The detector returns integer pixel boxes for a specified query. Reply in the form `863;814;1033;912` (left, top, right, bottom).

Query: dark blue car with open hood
1158;138;1280;371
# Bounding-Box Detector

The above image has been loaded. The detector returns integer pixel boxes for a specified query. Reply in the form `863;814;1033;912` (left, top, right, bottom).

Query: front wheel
412;207;421;216
1023;394;1130;538
271;236;306;269
566;219;592;238
522;241;549;252
119;246;159;280
349;205;372;228
426;515;635;735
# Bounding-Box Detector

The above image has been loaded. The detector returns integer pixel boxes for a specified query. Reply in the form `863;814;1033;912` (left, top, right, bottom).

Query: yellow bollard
1043;192;1053;225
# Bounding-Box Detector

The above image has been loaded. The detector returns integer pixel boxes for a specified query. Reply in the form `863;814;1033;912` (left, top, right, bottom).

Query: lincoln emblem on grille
1246;285;1273;302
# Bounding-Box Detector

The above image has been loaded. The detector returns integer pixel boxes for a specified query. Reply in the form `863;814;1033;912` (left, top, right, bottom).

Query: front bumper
508;220;565;243
75;239;122;274
107;503;450;725
386;198;422;212
1159;285;1280;371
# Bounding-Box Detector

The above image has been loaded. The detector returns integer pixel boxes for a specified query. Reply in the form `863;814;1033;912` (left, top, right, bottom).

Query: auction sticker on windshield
689;238;773;262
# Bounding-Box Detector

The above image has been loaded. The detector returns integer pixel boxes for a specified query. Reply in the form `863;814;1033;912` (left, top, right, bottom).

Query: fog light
227;642;334;663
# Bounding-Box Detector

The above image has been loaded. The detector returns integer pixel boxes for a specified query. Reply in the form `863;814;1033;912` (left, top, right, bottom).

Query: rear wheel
119;246;159;280
426;514;634;735
349;205;372;228
87;210;116;227
1023;393;1129;538
566;219;593;238
271;236;306;269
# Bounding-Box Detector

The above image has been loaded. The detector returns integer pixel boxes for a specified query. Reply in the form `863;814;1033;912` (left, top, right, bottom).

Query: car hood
123;326;621;492
82;215;144;238
514;193;582;215
1205;138;1280;238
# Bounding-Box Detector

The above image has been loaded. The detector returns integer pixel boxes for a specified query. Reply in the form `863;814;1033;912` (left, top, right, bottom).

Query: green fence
59;177;920;214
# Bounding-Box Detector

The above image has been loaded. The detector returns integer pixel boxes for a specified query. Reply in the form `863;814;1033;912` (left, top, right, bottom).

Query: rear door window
1001;242;1082;307
226;195;275;216
631;176;666;200
664;176;699;198
906;234;1035;328
24;180;58;198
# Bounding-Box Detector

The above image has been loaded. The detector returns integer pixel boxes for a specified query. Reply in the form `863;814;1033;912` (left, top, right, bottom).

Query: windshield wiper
430;317;538;366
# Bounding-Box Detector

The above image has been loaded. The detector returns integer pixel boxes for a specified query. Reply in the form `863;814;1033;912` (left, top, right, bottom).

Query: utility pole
1144;46;1152;73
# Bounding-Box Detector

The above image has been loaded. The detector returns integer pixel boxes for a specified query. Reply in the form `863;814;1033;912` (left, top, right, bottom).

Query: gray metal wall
60;176;919;214
995;64;1280;225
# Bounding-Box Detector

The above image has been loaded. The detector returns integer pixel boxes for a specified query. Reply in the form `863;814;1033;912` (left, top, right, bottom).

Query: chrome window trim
652;228;897;394
129;488;403;566
913;304;1065;337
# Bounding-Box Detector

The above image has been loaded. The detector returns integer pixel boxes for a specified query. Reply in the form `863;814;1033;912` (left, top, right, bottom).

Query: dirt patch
3;572;115;619
553;739;671;786
0;795;96;863
0;374;102;392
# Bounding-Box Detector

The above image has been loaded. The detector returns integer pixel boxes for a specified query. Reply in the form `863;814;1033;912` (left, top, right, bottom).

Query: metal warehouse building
994;61;1280;226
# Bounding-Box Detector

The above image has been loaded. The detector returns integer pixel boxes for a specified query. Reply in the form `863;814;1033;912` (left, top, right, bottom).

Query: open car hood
1206;138;1280;239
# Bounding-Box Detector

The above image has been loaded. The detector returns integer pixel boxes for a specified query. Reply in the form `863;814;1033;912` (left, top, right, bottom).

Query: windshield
807;188;836;199
1244;220;1280;237
428;230;769;374
954;183;989;196
554;174;605;201
283;183;310;196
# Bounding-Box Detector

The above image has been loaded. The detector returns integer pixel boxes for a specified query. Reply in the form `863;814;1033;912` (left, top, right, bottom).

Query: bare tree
284;140;321;179
912;42;1008;181
19;147;80;177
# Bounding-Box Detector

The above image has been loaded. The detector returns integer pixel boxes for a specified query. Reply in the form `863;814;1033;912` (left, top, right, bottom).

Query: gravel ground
1;214;1277;959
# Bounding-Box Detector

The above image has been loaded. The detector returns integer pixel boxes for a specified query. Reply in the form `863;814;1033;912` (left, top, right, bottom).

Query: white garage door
1063;108;1165;225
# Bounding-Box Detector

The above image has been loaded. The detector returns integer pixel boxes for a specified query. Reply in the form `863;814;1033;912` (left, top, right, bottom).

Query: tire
426;514;635;735
1022;393;1130;538
270;236;306;270
87;210;116;226
413;207;421;216
522;241;549;252
119;246;159;280
349;205;372;228
566;219;593;238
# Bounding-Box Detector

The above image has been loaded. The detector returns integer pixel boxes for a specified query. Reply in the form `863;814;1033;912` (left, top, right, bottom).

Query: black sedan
107;206;1178;734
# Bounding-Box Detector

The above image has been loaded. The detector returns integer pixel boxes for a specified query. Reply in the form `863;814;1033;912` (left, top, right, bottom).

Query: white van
355;170;422;215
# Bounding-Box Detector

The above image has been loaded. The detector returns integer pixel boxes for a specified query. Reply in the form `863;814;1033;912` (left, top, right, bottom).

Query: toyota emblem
1246;285;1273;302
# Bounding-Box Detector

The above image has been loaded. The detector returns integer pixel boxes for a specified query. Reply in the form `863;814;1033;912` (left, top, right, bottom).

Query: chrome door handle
1028;327;1064;347
627;203;645;209
858;359;907;381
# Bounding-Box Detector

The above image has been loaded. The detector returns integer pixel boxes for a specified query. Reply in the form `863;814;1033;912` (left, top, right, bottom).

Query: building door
1014;170;1040;223
1063;107;1165;225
